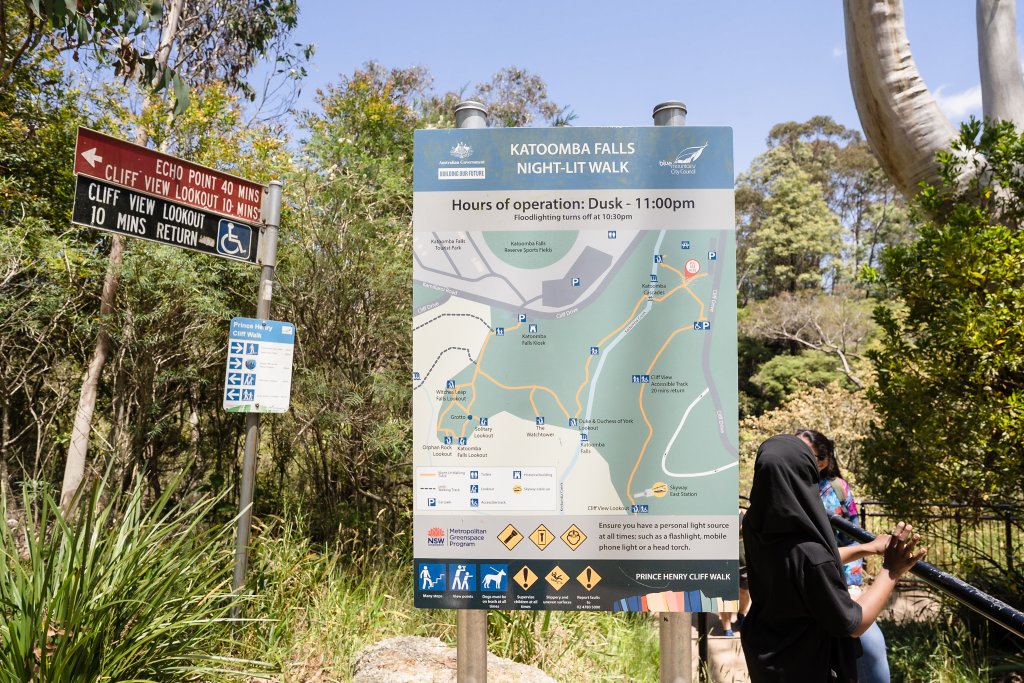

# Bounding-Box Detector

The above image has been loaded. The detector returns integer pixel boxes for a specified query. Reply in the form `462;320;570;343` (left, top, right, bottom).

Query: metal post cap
455;100;489;129
454;100;488;116
653;101;688;117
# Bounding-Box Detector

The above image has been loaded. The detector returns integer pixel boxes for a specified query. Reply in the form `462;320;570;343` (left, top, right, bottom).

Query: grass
234;517;662;682
3;491;1012;682
234;519;1023;682
883;618;993;683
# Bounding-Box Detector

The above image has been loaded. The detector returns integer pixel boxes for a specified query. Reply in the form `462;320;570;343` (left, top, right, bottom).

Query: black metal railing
830;515;1024;641
859;500;1023;575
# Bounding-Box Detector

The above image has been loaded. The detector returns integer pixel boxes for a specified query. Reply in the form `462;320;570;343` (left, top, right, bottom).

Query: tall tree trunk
61;235;124;510
843;0;957;201
60;0;185;512
1;395;17;512
977;0;1024;127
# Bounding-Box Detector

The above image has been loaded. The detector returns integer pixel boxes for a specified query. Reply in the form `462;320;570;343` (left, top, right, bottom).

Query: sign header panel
72;176;260;264
74;127;265;223
412;126;739;613
223;318;295;413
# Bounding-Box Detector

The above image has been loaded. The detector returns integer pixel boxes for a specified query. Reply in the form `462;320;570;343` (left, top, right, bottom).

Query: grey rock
353;636;557;683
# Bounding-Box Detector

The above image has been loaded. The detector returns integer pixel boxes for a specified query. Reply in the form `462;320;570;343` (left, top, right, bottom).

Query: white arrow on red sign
73;127;265;223
80;147;103;167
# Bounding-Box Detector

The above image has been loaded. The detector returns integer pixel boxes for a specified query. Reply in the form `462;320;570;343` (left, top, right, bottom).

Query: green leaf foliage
863;119;1024;510
0;49;105;487
92;83;293;503
265;63;572;547
737;117;908;303
272;63;421;545
0;476;256;680
737;146;842;301
3;0;306;116
749;351;847;412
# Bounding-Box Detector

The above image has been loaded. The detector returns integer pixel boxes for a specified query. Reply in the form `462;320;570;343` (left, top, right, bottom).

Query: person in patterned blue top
797;429;891;683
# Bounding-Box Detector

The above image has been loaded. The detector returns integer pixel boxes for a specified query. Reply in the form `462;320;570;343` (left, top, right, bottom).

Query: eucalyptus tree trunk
844;0;1024;202
977;0;1024;128
843;0;957;200
60;0;185;512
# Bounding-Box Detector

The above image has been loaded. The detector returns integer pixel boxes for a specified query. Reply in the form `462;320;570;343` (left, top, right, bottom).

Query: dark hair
794;429;842;479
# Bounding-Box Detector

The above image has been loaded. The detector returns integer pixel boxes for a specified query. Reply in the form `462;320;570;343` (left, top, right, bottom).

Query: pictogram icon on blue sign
217;219;253;260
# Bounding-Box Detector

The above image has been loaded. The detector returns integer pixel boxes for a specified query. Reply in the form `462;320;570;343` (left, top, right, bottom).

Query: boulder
353;636;557;683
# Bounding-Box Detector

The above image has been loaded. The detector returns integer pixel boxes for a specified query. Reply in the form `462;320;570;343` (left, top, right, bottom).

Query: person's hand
863;533;890;555
882;521;926;579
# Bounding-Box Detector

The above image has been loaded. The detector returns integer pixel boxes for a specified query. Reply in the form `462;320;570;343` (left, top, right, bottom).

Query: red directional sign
73;127;265;224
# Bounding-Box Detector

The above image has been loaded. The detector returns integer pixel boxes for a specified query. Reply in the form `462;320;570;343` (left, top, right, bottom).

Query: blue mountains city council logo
660;142;708;175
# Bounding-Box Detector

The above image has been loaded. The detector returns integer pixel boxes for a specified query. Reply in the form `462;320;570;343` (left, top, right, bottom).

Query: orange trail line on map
625;317;706;506
660;263;685;279
477;369;572;421
437;321;519;437
571;267;707;416
682;274;708;318
434;266;709;454
618;266;708;507
572;293;648;416
457;326;501;437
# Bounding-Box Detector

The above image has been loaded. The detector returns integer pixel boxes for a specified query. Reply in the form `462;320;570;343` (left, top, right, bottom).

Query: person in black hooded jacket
740;434;925;682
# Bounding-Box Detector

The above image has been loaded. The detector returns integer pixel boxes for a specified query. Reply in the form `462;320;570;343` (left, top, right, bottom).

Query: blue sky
290;1;1008;174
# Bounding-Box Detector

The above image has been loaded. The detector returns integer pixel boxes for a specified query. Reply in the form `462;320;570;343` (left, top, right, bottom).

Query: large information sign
412;127;739;612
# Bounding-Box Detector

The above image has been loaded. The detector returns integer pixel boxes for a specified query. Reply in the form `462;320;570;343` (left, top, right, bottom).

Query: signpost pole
454;100;489;683
653;100;694;683
231;180;283;617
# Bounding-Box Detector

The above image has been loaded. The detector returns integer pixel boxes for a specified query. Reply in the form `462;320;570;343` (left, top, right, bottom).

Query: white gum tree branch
843;0;958;200
846;0;1024;204
977;0;1024;127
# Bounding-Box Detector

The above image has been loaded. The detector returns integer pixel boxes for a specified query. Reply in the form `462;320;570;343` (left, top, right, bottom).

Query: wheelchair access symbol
216;220;253;261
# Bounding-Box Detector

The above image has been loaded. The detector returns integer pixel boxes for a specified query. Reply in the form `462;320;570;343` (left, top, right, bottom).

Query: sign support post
453;99;490;683
653;100;694;683
69;127;282;618
231;180;283;616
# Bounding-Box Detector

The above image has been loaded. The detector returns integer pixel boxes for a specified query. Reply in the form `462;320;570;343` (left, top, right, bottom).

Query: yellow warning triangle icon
576;565;602;591
513;565;538;590
498;524;523;551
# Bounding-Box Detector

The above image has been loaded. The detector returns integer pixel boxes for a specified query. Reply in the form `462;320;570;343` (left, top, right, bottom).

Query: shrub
0;479;260;681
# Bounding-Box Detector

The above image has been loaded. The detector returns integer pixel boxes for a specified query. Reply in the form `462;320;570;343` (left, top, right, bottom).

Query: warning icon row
499;523;588;551
511;564;602;592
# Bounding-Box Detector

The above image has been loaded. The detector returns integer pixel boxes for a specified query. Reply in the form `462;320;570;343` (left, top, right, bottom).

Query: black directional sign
72;175;260;264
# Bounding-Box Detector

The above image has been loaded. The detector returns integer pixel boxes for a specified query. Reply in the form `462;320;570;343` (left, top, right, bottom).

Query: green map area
417;229;738;516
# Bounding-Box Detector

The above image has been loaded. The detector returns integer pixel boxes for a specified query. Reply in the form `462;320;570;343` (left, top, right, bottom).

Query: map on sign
412;126;738;612
414;228;736;514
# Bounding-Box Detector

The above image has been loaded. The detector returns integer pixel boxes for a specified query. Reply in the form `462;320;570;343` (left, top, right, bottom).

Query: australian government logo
450;142;473;159
660;141;708;176
438;141;486;180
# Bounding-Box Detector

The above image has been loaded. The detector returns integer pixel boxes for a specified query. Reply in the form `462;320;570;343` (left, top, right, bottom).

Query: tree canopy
863;120;1024;510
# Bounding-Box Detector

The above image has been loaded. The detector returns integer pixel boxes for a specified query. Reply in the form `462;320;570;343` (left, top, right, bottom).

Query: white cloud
832;44;846;59
934;84;982;120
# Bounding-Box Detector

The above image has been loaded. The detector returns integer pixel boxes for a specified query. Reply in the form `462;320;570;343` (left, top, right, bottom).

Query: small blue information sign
223;317;295;413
